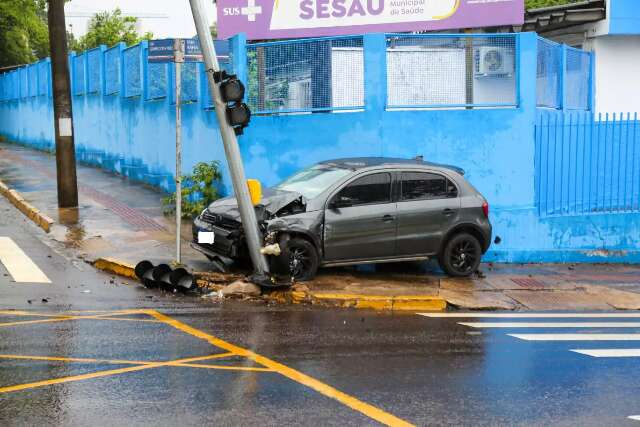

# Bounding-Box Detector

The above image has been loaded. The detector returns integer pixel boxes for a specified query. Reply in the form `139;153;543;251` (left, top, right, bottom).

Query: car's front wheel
439;233;482;277
272;236;319;281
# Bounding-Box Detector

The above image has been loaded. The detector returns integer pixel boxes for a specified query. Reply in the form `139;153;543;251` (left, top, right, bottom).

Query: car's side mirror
330;195;353;209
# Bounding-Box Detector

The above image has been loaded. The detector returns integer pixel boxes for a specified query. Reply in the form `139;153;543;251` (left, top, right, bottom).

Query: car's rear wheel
439;233;481;277
272;236;319;281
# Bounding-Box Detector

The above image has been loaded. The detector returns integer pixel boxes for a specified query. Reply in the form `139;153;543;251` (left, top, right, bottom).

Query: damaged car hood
205;189;305;219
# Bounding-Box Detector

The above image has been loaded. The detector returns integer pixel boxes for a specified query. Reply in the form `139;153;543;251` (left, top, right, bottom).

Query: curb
93;257;137;279
0;179;54;233
265;290;447;312
95;258;448;312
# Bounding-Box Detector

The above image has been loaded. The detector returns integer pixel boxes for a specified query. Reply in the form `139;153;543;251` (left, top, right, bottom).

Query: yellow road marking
0;310;152;327
0;353;263;373
0;309;139;318
0;317;73;327
86;317;160;323
0;354;227;394
0;237;51;283
0;354;152;365
177;363;272;372
146;310;414;427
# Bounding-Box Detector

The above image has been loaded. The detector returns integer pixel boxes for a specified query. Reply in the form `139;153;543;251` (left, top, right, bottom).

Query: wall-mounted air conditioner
476;46;514;76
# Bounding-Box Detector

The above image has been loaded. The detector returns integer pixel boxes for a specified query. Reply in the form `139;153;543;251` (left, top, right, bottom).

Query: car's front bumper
192;216;243;260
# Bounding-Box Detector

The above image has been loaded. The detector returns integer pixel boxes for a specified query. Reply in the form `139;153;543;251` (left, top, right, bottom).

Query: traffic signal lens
226;103;251;127
220;79;245;103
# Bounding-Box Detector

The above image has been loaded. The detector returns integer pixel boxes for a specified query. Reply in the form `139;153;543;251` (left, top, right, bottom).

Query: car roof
317;157;465;175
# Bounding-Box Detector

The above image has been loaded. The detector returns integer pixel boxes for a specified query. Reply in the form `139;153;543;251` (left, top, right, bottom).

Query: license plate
198;231;215;244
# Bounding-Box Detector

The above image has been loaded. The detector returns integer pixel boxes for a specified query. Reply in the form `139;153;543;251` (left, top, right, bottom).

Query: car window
336;173;391;206
401;172;457;200
274;164;352;199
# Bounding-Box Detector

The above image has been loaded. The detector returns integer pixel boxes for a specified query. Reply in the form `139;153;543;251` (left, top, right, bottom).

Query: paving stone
440;277;495;291
581;285;640;310
504;290;612;310
439;290;519;310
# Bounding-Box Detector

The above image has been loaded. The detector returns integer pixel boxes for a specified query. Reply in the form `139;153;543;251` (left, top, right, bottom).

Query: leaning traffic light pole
188;0;270;279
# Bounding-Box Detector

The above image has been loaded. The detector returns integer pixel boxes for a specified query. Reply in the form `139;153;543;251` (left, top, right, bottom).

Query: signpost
148;39;203;265
216;0;525;40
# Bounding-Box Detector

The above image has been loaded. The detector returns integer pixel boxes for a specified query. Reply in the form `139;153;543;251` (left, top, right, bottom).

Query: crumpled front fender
265;210;324;256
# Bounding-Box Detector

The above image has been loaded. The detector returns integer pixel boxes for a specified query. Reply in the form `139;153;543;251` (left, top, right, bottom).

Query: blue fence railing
0;35;593;115
536;111;640;216
536;37;593;111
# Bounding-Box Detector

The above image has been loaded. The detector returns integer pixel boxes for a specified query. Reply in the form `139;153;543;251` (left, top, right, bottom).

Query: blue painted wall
1;32;639;263
608;0;640;35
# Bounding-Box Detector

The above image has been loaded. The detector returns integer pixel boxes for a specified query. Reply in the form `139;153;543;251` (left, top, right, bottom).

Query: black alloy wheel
272;236;319;281
440;233;482;277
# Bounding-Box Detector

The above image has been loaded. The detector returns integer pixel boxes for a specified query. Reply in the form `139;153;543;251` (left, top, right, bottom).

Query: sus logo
241;0;263;21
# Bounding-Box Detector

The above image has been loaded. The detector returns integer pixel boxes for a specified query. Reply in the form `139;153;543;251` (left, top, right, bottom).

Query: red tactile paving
2;150;166;232
511;277;546;290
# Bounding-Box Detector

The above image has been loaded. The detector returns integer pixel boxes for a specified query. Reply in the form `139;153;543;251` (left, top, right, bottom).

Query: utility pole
188;0;270;279
47;0;78;208
174;40;184;265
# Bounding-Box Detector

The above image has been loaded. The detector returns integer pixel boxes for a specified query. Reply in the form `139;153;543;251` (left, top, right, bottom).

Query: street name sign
217;0;525;40
148;39;204;63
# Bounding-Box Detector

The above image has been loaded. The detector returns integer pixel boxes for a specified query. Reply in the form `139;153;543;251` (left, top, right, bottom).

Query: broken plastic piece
260;243;281;256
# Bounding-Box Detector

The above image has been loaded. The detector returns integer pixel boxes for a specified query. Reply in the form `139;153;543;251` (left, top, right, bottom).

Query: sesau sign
217;0;524;40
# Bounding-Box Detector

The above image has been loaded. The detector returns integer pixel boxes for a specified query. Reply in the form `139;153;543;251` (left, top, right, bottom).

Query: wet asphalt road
1;198;639;426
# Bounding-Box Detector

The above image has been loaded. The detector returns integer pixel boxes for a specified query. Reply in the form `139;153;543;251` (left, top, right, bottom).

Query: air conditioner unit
476;46;514;76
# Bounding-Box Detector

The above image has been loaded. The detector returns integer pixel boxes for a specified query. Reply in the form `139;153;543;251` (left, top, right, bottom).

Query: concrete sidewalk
2;141;640;311
0;141;210;272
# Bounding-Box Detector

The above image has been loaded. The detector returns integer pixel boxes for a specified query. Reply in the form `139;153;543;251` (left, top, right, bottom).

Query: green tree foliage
162;161;223;219
0;0;49;67
70;8;153;51
525;0;579;9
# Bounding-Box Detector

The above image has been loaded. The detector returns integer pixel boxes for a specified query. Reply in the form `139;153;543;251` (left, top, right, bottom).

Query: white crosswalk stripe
510;334;640;341
571;349;640;357
419;312;640;358
419;313;640;318
460;322;640;328
0;236;50;283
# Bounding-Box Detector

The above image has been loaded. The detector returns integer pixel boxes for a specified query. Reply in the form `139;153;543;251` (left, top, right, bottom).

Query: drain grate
511;277;546;290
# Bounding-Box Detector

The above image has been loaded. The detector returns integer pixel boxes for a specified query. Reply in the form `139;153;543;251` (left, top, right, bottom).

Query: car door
324;172;397;262
396;171;460;256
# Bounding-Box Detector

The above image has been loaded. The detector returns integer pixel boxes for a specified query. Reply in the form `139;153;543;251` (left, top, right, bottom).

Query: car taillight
482;201;489;218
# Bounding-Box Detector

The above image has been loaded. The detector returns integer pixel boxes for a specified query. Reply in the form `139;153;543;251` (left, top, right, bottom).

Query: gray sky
65;0;217;39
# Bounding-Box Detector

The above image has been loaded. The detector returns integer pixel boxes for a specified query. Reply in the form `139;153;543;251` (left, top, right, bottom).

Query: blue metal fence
123;44;142;98
565;47;592;111
19;68;28;99
386;33;518;109
536;38;593;111
73;54;85;95
536;37;561;109
37;60;50;96
147;63;168;100
0;34;594;115
87;47;102;94
105;45;121;95
246;36;365;114
536;112;640;216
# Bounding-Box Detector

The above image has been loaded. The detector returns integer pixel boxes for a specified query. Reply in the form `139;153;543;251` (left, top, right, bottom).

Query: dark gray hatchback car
192;157;492;280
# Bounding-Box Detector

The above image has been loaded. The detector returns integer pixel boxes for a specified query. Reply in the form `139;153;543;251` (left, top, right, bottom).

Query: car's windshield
274;164;352;199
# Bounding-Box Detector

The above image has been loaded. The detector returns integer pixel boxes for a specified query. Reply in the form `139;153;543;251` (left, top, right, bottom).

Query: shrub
162;161;223;218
